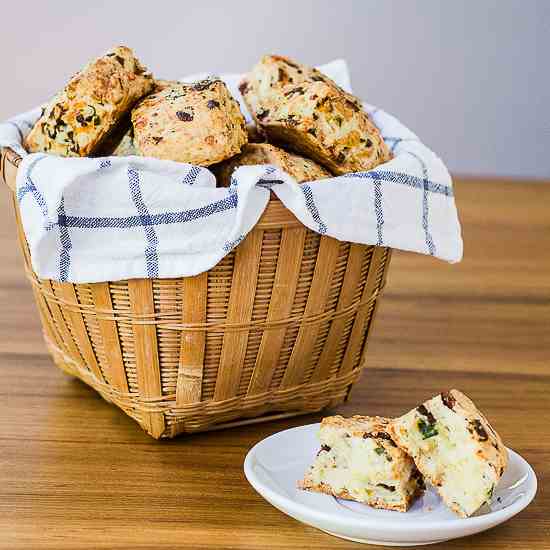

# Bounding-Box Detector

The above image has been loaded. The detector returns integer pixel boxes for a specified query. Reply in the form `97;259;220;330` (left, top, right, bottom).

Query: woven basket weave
1;147;391;438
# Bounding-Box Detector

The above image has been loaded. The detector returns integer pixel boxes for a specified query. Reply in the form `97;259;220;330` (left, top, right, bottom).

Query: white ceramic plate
244;423;537;546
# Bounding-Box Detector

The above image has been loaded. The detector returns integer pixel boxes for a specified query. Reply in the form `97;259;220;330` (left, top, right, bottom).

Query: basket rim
1;145;284;202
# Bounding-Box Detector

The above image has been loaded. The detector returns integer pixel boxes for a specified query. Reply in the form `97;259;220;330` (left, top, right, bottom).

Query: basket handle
1;147;22;194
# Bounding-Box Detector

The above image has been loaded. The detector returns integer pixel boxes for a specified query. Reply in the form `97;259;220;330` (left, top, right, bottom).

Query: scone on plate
388;390;508;518
25;46;153;157
298;416;424;512
240;55;391;175
132;78;247;165
213;143;331;187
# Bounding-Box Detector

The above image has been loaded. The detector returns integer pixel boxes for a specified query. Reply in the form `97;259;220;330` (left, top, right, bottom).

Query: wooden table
1;178;549;549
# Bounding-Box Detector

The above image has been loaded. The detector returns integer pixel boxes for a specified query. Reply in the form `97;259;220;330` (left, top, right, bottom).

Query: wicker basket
1;147;391;438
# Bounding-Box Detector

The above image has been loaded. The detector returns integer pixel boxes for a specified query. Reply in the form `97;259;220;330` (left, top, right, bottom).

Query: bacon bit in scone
257;108;270;120
441;391;456;410
336;151;346;164
152;136;163;144
307;128;317;136
281;58;299;69
417;405;437;425
285;86;305;98
207;100;220;109
312;112;319;120
345;98;361;112
176;111;193;121
470;419;489;441
311;75;325;82
193;78;221;92
362;432;396;447
316;97;329;109
376;432;397;447
377;484;396;492
286;114;299;126
411;467;425;490
316;444;332;456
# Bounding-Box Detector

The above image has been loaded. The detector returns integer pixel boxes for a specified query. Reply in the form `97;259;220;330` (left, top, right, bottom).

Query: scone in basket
1;147;391;438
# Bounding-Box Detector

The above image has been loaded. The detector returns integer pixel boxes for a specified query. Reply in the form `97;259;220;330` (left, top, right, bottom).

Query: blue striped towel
0;61;462;283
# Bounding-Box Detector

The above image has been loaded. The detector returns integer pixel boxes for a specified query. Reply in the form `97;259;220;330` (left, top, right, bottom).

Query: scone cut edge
298;415;424;512
388;389;508;518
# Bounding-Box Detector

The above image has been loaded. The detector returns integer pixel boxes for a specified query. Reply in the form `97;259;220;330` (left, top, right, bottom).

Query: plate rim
244;422;538;535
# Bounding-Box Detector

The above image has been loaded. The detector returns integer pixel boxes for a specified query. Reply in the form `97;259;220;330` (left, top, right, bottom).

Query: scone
132;78;247;165
213;143;331;187
240;55;391;174
388;390;508;518
298;416;424;512
25;46;153;157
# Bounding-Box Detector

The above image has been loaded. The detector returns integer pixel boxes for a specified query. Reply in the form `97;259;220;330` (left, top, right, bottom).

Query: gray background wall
1;0;548;178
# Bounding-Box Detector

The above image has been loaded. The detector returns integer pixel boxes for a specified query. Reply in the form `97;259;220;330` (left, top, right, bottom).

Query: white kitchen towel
0;61;462;283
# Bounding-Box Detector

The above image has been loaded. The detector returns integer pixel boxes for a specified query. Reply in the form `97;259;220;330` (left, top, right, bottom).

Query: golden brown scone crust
239;54;362;115
320;414;391;435
213;143;331;187
132;78;247;165
25;46;153;157
240;55;391;175
153;79;182;93
297;480;422;513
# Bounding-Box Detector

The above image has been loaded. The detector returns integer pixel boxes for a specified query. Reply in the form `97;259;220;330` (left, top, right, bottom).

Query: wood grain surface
1;178;549;549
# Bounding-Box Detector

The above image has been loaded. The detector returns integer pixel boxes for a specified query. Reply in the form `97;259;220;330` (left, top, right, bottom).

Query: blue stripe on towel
406;151;436;256
182;165;201;186
301;184;327;234
128;166;159;278
349;170;453;197
57;198;72;281
373;173;384;246
57;193;238;229
17;155;51;229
